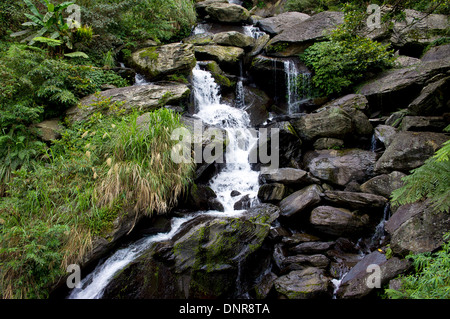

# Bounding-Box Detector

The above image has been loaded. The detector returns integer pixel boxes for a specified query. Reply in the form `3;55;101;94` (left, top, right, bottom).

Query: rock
281;254;330;273
257;183;286;202
323;191;388;210
185;184;224;212
400;116;448;132
230;190;241;197
195;0;228;17
390;9;449;57
111;66;136;83
183;33;214;46
266;11;344;57
130;43;196;81
374;131;449;174
421;44;450;62
358;59;450;112
394;55;421;68
203;60;235;91
256;12;310;36
250;0;286;18
337;251;411;299
313;138;345;150
103;204;279;299
291;107;354;142
248;33;270;57
30;119;63;142
249;55;288;98
194;45;244;72
385;200;450;255
303;149;378;186
260;167;314;185
309;206;370;237
374;125;397;148
279;184;323;218
360;171;406;198
318;93;369;113
254;272;278;299
274;267;332;299
242;86;271;126
66;83;190;123
282;233;321;246
289;241;334;255
407;76;450;116
233;194;251;210
205;2;251;24
212;31;255;50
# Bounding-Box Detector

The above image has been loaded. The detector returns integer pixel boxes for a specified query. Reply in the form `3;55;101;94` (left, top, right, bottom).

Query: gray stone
401;116;448;132
313;138;345;150
421;44;450;62
279;184;323;217
407;76;450;116
256;12;310;35
31;119;63;142
212;31;255;50
304;149;378;186
374;125;397;148
257;183;286;202
289;241;335;255
266;11;344;57
274;268;332;299
360;171;406;198
130;43;196;81
309;206;370;237
374;131;449;174
66;83;190;123
205;2;251;24
323;191;388;210
385;200;450;255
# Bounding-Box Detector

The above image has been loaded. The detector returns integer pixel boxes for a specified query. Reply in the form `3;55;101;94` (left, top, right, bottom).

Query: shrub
300;6;394;97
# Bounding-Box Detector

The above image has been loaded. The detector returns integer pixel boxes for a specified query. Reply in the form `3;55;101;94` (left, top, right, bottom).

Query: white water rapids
68;63;260;299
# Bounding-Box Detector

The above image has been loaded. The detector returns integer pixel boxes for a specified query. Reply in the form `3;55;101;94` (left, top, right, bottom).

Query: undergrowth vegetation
0;108;195;298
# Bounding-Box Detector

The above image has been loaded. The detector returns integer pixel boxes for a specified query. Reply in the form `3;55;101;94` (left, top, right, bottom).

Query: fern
391;126;450;214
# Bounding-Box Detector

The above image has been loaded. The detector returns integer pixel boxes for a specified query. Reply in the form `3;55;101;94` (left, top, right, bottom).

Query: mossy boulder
130;43;197;81
102;204;280;298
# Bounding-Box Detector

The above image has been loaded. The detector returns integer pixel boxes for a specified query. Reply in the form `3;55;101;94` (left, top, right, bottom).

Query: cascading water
192;63;260;212
68;62;261;299
244;25;266;39
284;59;312;114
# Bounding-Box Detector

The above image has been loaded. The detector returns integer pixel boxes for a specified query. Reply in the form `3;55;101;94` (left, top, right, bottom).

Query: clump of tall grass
98;109;195;216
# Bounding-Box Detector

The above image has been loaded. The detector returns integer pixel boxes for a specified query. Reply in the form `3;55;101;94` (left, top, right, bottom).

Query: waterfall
192;63;260;212
284;60;312;114
67;215;196;299
243;25;266;39
68;63;261;299
235;60;245;109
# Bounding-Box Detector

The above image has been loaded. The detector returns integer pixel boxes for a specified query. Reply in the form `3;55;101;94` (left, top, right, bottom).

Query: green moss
267;42;289;53
139;47;159;61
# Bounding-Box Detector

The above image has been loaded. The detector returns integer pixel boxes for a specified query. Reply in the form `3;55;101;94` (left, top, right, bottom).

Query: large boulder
256;12;310;36
358;59;450;112
374;131;449;174
336;251;411;299
385;200;450;255
360;171;406;198
66;83;190;123
279;184;323;218
265;11;344;57
257;183;286;203
309;206;370;237
260;167;316;186
204;2;251;24
303;149;378;186
322;191;388;210
274;267;333;299
400;116;448;132
212;31;255;50
103;204;280;298
130;43;196;81
291;107;353;142
30;119;63;142
390;9;449;57
194;45;245;73
421;44;450;62
407;76;450;116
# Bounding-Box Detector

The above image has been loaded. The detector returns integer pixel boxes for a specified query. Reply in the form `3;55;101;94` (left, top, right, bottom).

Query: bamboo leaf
23;0;43;19
64;51;89;59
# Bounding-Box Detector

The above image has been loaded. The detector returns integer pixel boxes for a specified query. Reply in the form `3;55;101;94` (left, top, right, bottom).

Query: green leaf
24;0;44;19
64;52;89;59
43;12;55;24
32;37;63;47
10;30;32;38
24;13;44;27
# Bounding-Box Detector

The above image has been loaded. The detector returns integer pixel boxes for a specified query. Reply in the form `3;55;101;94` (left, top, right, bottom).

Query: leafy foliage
391;125;450;214
385;232;450;299
300;5;395;97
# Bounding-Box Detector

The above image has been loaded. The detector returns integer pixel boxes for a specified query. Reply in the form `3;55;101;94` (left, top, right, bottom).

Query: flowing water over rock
68;63;261;299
